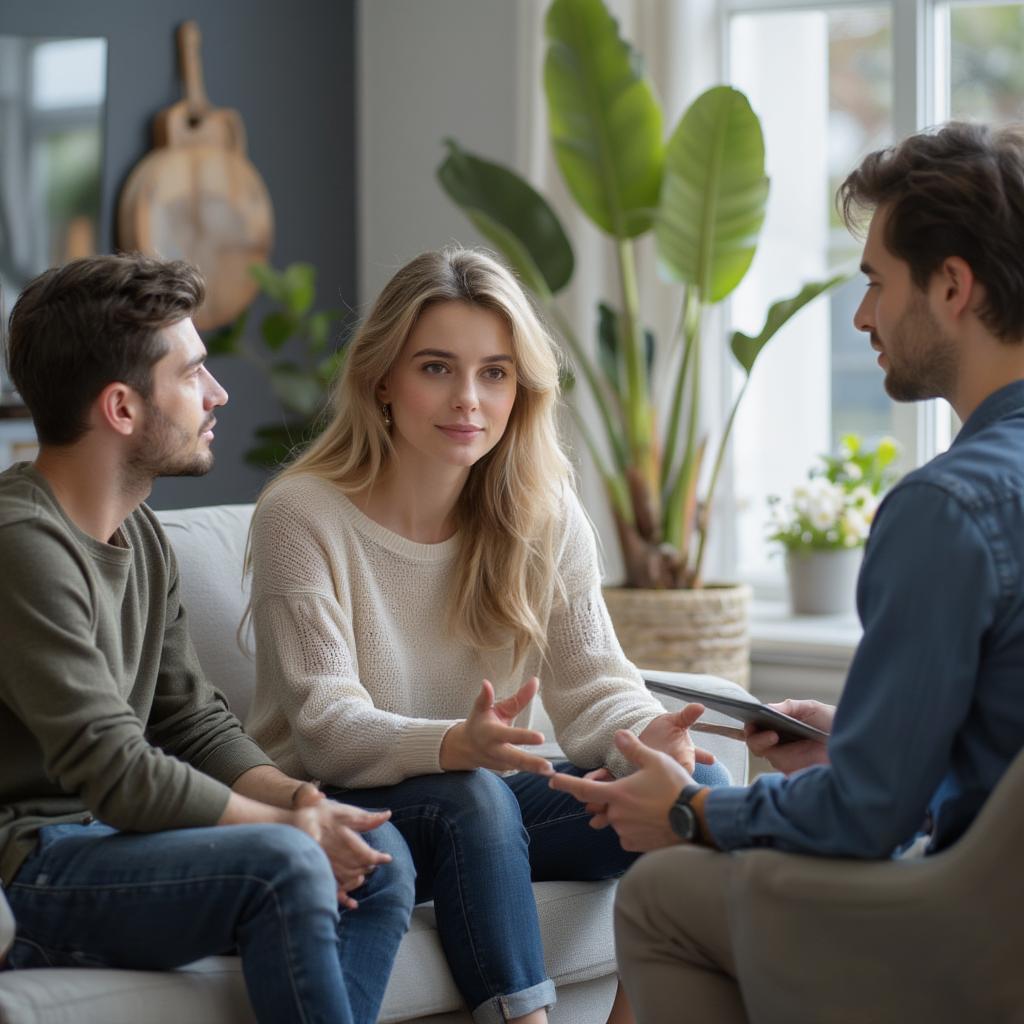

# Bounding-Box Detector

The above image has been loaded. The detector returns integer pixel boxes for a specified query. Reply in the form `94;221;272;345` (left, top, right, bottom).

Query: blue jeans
4;819;415;1024
333;759;730;1024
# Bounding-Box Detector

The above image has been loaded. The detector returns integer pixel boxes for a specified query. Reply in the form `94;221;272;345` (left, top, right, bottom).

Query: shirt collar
953;379;1024;447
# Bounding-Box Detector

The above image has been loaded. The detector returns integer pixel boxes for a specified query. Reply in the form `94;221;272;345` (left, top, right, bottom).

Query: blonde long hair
250;248;571;661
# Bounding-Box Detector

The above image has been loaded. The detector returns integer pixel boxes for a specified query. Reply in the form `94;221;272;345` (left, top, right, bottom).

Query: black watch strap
668;784;706;843
677;783;705;806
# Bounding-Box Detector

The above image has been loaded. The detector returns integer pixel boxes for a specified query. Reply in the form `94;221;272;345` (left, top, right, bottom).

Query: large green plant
437;0;846;588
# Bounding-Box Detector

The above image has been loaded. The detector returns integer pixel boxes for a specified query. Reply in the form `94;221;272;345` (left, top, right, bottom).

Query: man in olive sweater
0;255;414;1023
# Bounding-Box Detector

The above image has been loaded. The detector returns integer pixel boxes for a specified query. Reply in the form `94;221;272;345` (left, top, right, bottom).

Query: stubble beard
126;401;214;486
882;292;959;403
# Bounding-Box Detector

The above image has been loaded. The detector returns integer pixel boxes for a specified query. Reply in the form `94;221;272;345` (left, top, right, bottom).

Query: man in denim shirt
552;122;1024;1019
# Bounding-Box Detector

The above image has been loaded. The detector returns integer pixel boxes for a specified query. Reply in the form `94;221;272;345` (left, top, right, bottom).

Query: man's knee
615;847;678;933
236;823;337;903
615;847;737;977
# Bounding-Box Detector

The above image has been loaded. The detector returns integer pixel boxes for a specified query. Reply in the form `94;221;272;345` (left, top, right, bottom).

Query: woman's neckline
328;482;461;562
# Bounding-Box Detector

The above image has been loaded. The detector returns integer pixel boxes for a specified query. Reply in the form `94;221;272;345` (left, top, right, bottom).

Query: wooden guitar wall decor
118;21;274;330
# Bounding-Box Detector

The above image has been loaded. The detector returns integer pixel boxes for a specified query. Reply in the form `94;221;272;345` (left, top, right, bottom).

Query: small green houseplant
438;0;846;589
207;263;349;468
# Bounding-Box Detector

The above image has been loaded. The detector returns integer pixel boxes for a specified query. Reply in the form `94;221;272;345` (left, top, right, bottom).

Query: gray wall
358;0;523;304
0;0;357;508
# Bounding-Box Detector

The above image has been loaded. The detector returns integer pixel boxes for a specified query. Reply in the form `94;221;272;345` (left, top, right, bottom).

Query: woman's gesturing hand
440;677;554;775
637;703;714;774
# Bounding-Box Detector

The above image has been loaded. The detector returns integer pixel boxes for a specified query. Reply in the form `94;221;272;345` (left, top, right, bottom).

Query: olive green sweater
0;464;272;885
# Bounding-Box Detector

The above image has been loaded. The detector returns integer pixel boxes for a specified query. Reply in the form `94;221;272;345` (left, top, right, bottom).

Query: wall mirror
0;34;107;407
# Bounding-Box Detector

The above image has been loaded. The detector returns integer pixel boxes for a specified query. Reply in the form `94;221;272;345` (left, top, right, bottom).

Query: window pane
945;3;1024;122
32;39;107;110
728;8;896;584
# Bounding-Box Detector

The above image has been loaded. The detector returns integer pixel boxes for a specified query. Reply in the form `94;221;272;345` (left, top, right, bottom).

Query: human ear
95;381;142;437
936;256;976;319
375;375;391;403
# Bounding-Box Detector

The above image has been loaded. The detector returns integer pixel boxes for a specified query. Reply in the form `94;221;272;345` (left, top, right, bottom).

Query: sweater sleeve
0;519;232;831
250;489;459;788
541;492;664;777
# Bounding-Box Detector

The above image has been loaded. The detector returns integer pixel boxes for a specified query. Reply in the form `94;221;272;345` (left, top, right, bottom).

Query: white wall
357;0;525;307
729;11;832;584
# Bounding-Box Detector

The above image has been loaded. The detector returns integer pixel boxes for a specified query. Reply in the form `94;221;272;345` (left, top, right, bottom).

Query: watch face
669;800;698;842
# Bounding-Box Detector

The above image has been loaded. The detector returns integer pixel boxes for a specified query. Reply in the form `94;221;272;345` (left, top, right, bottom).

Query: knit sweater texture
0;463;272;886
247;473;664;788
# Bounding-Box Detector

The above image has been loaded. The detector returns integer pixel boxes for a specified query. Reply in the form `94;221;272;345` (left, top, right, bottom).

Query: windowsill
749;600;861;667
747;600;860;705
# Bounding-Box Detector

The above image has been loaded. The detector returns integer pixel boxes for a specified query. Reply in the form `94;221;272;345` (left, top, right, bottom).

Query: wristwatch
668;784;705;843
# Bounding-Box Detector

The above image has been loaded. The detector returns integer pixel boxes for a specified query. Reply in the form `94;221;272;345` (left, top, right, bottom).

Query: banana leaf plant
207;263;350;468
437;0;847;588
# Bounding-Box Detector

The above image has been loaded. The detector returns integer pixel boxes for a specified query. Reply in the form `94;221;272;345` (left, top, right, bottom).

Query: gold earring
381;403;392;427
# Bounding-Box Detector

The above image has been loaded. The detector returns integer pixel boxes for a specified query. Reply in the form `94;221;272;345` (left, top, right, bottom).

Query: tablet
641;674;830;744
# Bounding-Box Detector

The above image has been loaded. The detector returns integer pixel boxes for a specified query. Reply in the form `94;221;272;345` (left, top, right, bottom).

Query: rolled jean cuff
471;979;556;1024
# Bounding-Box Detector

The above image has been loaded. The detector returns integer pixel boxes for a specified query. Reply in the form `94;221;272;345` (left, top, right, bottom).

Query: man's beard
881;292;959;403
127;401;214;482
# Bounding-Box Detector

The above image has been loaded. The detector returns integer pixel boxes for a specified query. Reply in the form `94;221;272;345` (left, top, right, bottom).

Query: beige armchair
728;745;1024;1023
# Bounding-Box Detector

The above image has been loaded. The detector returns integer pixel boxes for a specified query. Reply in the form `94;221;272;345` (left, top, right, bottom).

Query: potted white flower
768;435;899;615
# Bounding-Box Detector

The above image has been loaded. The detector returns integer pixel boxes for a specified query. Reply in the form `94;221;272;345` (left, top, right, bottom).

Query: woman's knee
693;758;732;788
433;770;523;828
360;821;416;909
415;771;527;860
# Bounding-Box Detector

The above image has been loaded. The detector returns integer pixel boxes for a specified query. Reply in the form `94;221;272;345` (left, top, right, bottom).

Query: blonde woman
246;249;729;1024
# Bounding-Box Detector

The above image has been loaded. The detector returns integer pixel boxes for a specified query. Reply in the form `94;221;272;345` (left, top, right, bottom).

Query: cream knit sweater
247;473;664;788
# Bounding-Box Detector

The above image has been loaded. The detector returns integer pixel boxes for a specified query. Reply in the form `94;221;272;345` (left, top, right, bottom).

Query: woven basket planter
603;583;752;688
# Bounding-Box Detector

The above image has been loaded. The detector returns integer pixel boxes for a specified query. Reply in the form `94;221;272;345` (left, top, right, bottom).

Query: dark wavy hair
5;253;205;445
838;121;1024;342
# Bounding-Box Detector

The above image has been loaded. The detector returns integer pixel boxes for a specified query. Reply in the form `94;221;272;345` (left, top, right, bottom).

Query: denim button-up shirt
706;380;1024;857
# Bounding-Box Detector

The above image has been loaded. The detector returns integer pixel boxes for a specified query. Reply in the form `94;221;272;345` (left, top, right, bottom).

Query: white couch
0;503;747;1024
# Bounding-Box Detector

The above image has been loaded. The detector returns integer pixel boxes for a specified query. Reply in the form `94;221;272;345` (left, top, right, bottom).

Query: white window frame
716;0;971;597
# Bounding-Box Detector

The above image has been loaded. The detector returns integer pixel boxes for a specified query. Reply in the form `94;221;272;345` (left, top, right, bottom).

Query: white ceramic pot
785;547;863;616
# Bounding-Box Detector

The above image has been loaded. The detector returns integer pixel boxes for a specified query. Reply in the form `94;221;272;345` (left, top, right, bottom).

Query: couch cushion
0;956;250;1024
156;505;256;722
0;879;616;1024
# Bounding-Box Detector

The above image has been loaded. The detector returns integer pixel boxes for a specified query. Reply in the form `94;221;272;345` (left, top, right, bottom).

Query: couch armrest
0;886;14;963
639;669;750;786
